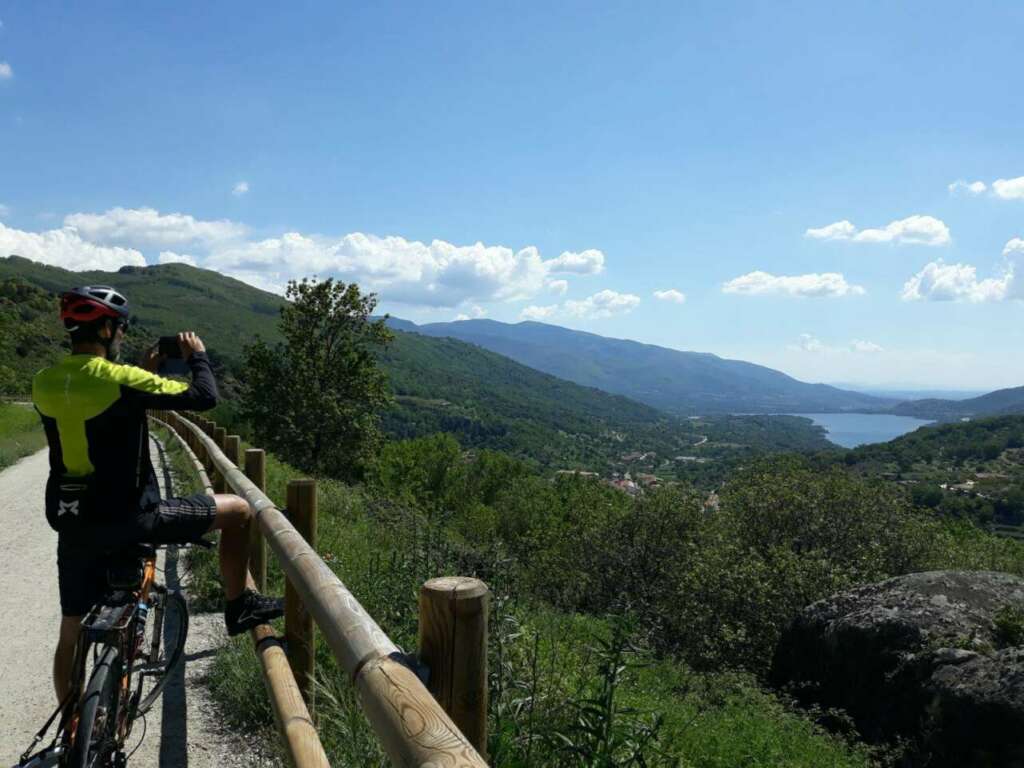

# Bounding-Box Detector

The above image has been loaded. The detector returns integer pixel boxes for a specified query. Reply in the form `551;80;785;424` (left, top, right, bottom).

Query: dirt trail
0;442;271;766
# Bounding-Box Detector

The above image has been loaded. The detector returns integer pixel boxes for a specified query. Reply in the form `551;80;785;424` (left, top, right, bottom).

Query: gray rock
770;570;1024;767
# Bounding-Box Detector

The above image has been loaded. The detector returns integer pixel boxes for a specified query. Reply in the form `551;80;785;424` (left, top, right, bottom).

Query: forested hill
833;415;1024;530
0;256;833;470
889;385;1024;421
0;255;283;369
387;317;895;415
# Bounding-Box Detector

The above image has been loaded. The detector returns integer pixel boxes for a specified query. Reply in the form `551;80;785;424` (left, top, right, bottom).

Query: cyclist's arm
115;351;219;411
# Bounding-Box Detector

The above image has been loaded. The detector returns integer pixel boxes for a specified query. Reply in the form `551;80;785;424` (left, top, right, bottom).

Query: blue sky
1;2;1022;389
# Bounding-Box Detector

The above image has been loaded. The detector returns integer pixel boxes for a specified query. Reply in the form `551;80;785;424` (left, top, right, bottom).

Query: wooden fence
149;410;489;768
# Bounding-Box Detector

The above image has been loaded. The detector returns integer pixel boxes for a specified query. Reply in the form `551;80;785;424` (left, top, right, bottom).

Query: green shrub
994;604;1024;647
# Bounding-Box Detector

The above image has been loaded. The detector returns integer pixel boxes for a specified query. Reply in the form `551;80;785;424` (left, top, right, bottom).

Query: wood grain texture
252;624;330;768
357;656;488;768
173;413;487;767
286;479;317;712
244;448;268;592
419;577;490;756
148;415;213;494
225;434;241;467
158;416;324;766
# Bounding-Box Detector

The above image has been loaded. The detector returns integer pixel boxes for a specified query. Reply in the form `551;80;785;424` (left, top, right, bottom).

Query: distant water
793;413;934;448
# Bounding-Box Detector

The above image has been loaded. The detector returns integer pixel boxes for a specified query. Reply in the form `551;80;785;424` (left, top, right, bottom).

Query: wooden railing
149;410;489;768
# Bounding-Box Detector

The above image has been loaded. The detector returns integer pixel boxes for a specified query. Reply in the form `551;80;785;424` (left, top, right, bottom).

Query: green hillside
395;318;896;414
0;255;284;370
0;256;832;472
890;385;1024;420
832;415;1024;532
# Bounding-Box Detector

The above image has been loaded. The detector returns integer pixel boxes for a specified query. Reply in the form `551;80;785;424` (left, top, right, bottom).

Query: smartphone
158;336;183;359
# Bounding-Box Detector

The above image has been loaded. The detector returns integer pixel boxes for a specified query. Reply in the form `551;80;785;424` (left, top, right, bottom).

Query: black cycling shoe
225;588;285;636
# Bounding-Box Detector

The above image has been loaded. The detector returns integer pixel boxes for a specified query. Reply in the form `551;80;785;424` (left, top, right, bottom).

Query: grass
0;402;46;470
152;422;880;767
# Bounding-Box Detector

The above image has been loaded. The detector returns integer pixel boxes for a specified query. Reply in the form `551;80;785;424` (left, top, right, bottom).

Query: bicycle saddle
105;544;155;589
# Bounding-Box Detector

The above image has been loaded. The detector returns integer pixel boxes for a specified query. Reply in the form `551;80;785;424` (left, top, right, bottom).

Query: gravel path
0;442;275;766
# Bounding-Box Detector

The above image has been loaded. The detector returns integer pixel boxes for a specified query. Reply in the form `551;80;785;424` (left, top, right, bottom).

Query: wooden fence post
418;577;490;756
286;479;317;711
225;434;241;467
212;427;228;493
244;448;268;592
225;435;241;497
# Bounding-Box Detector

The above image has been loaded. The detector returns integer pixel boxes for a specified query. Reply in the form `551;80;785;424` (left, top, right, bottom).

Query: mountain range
889;386;1024;421
4;254;1020;430
385;318;896;415
0;256;834;468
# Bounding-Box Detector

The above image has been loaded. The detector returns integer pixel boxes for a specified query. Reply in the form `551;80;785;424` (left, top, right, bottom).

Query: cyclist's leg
206;493;255;601
55;539;106;702
54;615;81;702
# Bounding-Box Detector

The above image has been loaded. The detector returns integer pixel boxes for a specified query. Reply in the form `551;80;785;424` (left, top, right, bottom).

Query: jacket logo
58;500;80;517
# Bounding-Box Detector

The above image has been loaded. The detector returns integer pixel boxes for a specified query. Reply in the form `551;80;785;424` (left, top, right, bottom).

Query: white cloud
1003;238;1024;256
26;206;608;308
564;289;640;319
454;304;487;321
796;333;826;353
64;207;247;248
0;203;10;219
547;279;568;295
851;340;884;353
805;220;856;240
157;251;198;267
722;271;865;298
901;260;1014;303
805;215;950;246
0;62;12;80
544;249;605;275
948;180;987;195
855;215;951;245
653;288;686;304
520;304;559;320
232;181;250;197
791;335;884;355
0;222;145;271
206;232;553;306
992;177;1024;200
519;290;641;321
204;231;606;307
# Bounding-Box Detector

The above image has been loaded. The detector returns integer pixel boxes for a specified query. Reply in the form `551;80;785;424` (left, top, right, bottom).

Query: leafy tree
911;483;944;509
240;278;392;480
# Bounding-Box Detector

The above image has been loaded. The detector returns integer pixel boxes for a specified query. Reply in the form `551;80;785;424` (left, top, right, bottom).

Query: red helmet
60;285;130;330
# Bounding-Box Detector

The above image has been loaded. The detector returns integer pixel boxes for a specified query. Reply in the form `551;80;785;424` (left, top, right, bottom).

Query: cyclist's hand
142;345;164;372
178;332;206;360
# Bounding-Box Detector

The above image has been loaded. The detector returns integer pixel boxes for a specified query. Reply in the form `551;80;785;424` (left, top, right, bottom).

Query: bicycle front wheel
135;588;188;717
70;645;122;768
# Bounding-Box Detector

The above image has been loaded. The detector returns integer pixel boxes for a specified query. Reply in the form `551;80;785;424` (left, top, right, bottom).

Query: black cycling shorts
57;493;217;617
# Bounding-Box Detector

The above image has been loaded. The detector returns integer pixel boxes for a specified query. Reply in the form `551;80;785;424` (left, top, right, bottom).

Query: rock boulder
770;570;1024;767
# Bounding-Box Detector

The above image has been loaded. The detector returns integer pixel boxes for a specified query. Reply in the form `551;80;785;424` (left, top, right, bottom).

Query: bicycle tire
134;589;188;717
69;645;121;768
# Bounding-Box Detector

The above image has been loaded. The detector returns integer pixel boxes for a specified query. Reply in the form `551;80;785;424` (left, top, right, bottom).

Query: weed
994;604;1024;647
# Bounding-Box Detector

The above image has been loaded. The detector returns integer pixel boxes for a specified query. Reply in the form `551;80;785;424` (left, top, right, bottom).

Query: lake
792;413;935;448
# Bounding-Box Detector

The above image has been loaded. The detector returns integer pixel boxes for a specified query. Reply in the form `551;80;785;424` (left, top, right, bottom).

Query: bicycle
14;541;198;768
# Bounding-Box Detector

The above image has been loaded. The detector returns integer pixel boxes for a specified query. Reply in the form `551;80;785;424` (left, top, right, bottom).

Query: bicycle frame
14;551;163;768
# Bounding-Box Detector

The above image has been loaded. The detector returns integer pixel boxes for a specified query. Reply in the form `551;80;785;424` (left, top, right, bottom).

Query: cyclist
32;285;284;703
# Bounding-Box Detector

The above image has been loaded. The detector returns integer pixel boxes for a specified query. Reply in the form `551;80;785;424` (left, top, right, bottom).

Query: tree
240;278;392;481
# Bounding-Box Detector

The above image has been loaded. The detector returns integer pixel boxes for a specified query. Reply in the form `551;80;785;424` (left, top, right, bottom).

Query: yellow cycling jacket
32;351;218;525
